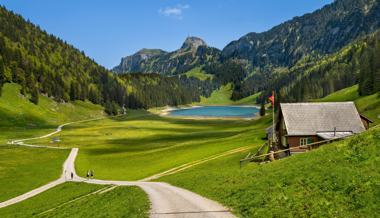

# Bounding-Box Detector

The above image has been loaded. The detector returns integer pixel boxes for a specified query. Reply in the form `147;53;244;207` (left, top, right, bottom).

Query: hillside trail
1;116;237;218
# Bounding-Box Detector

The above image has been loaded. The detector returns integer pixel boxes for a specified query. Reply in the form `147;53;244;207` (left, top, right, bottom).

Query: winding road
1;118;237;218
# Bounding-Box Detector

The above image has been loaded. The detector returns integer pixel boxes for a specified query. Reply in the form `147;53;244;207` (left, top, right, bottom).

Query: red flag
268;91;275;106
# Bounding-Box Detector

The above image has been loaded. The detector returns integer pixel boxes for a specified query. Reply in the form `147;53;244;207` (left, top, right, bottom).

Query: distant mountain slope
113;49;167;73
113;36;221;75
222;0;380;68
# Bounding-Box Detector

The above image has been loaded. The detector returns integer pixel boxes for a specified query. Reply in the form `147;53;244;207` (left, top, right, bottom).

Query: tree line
118;73;215;110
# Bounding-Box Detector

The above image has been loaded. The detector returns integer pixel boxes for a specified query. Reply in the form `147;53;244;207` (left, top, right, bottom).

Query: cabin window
300;138;307;146
307;138;314;144
300;137;313;146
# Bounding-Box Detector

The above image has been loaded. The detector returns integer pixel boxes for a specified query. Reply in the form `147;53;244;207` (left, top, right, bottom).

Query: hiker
71;172;74;180
86;170;89;179
90;169;94;178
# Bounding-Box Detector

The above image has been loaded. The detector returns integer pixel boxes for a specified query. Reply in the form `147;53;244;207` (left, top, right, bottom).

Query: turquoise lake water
169;106;259;118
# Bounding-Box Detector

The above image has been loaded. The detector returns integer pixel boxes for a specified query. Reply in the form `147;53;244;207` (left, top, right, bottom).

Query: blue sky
0;0;333;69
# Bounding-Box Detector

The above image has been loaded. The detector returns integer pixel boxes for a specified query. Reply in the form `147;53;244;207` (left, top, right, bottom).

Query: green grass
319;85;380;125
318;85;360;102
0;83;105;144
200;83;234;105
199;83;260;106
0;146;68;202
0;183;149;218
28;110;271;180
184;67;214;81
159;126;380;218
233;92;261;105
0;83;105;202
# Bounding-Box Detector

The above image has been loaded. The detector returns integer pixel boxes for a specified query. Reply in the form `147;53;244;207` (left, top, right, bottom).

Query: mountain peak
181;36;207;50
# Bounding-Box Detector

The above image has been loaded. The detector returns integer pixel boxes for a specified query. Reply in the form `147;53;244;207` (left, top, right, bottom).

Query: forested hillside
231;31;380;103
222;30;380;103
0;6;210;113
0;6;126;105
266;30;380;102
119;73;216;109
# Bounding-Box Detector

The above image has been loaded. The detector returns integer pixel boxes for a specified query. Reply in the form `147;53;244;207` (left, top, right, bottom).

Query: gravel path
1;118;236;218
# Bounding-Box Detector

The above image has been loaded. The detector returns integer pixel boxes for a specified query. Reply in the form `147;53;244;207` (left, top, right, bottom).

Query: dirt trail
2;117;239;217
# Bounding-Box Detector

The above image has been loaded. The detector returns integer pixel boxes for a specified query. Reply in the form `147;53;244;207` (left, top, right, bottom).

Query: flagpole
272;90;275;149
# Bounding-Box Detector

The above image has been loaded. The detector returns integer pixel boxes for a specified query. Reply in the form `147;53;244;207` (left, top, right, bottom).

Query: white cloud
159;4;190;19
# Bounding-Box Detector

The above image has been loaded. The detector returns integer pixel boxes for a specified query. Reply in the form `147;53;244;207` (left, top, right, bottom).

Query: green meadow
159;125;380;217
0;183;149;218
200;83;234;105
185;67;214;81
0;83;101;202
0;146;68;202
28;111;270;180
0;83;104;144
156;85;380;217
2;80;378;218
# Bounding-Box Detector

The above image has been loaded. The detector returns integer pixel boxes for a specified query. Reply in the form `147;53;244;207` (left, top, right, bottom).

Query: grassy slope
0;183;149;218
160;126;380;217
318;85;380;125
0;83;104;144
317;85;360;102
0;146;68;202
233;92;261;105
0;83;104;202
199;83;260;106
184;67;214;81
200;83;234;105
28;111;271;180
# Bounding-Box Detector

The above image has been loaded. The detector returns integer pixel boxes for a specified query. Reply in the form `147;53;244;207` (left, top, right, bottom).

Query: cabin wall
287;136;320;147
276;111;288;149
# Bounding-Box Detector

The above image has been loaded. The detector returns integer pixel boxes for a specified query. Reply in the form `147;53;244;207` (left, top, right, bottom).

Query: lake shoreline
160;105;260;120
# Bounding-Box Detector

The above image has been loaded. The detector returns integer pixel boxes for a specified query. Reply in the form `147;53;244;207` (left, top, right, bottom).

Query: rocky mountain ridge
113;36;220;75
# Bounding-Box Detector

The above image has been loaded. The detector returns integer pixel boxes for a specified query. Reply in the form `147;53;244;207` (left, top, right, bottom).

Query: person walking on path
86;170;89;179
70;172;74;180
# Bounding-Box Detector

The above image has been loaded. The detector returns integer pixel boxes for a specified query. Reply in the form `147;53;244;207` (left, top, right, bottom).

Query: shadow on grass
83;130;240;155
0;107;55;129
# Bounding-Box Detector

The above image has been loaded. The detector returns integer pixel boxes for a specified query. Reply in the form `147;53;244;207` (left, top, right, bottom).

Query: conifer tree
30;86;39;104
260;102;266;116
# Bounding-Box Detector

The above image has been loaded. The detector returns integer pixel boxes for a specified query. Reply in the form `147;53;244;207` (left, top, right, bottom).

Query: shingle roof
280;102;366;136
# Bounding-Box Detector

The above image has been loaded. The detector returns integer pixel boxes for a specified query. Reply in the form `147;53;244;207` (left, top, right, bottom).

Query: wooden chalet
274;102;372;153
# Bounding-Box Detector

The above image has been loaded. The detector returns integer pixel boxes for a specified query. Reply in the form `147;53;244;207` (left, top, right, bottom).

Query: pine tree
69;82;77;101
0;56;3;96
359;50;373;95
104;101;113;115
260;102;266;116
30;86;39;104
373;41;380;92
111;102;119;115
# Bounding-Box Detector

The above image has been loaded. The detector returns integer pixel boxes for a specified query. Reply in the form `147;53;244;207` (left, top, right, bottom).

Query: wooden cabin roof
280;102;366;136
